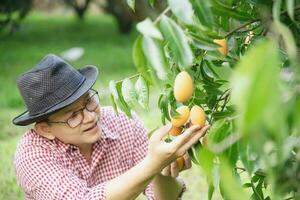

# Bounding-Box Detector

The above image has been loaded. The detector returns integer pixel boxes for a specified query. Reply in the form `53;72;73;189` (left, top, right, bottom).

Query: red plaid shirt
14;107;185;200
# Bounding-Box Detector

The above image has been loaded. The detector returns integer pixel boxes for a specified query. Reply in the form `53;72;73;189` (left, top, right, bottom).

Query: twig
221;93;230;111
209;88;231;124
154;6;171;24
235;167;267;177
235;166;246;172
115;69;151;84
225;19;260;38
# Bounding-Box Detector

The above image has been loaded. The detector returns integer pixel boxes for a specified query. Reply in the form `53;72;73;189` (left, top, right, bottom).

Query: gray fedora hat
12;54;99;126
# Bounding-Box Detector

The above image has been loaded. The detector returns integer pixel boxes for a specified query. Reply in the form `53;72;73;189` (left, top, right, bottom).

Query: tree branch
225;19;260;38
225;5;300;38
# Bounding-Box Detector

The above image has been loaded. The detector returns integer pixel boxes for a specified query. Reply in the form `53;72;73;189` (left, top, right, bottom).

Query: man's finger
170;125;201;149
170;161;179;178
183;153;192;169
161;165;171;176
179;125;210;153
150;123;172;142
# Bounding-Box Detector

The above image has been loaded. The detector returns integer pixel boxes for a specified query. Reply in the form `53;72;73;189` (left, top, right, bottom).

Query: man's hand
145;124;210;174
161;152;191;178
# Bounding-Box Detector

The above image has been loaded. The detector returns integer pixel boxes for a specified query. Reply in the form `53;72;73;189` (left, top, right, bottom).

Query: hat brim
13;65;99;126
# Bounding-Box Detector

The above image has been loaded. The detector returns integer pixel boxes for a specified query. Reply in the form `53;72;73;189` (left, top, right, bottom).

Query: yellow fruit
213;39;228;56
176;156;185;171
174;71;193;103
190;105;206;128
171;106;190;127
169;126;183;136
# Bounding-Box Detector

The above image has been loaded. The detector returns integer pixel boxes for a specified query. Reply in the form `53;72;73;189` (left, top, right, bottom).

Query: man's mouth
84;122;98;132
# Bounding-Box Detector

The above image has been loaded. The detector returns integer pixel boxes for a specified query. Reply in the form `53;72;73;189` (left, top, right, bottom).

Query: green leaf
136;18;163;40
190;32;220;51
188;141;203;165
121;78;137;108
252;178;264;200
187;24;222;39
190;0;214;28
211;110;235;121
251;174;260;183
204;61;221;79
158;93;171;123
205;50;226;61
230;40;284;141
109;80;132;117
116;82;132;118
142;36;169;80
272;0;282;21
272;21;297;60
208;120;231;144
132;36;152;83
209;62;233;80
207;119;238;166
109;80;119;99
160;15;194;69
239;144;256;174
219;161;251;200
220;15;230;31
135;76;149;109
208;183;215;200
126;0;135;11
243;183;252;188
286;0;295;20
168;0;194;25
211;0;253;21
110;94;119;115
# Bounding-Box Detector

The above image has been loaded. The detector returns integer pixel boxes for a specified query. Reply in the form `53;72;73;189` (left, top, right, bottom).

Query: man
13;54;209;200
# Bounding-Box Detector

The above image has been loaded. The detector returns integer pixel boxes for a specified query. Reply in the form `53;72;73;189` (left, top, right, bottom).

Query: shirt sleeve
131;114;186;200
14;146;106;200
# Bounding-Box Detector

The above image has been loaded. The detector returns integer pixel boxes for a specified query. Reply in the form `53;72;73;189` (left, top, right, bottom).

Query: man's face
46;91;102;147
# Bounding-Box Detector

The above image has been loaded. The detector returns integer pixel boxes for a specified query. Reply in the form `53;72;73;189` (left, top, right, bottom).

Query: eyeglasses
46;89;100;128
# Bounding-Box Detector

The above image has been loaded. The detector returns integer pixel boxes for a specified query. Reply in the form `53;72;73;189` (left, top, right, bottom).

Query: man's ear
34;122;55;140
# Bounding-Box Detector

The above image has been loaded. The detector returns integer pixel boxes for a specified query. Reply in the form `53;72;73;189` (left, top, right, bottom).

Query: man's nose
82;108;95;123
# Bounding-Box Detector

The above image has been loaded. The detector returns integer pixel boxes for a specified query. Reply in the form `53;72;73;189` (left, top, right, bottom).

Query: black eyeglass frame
45;89;100;128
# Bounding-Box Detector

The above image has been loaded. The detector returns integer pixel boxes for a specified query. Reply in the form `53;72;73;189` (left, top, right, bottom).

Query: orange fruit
176;156;185;171
169;126;183;136
190;105;206;128
174;71;193;103
213;39;228;56
171;106;190;127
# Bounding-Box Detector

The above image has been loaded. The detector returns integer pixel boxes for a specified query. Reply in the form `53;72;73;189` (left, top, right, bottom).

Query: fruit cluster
170;71;207;170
